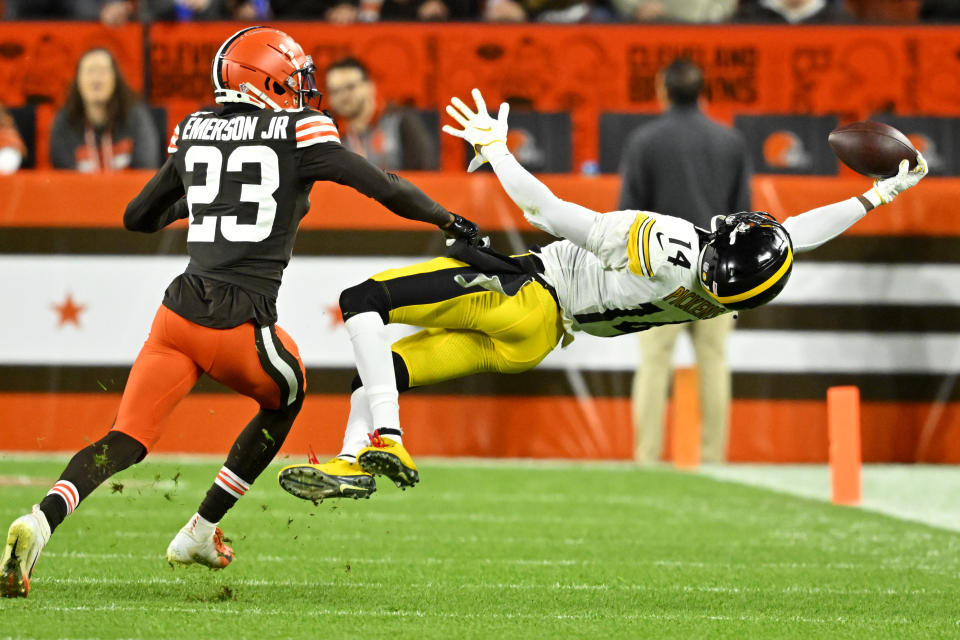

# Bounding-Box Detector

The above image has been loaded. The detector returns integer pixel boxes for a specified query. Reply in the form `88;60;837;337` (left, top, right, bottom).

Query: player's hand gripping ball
828;121;919;178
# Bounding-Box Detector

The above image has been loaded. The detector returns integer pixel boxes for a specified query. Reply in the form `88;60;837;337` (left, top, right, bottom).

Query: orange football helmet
213;26;320;110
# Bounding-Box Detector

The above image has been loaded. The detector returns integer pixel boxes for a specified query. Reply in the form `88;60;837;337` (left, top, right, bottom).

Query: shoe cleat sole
279;466;376;501
357;451;420;489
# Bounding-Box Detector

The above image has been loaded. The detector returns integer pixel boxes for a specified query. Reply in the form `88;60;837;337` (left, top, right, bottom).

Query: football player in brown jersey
0;26;480;598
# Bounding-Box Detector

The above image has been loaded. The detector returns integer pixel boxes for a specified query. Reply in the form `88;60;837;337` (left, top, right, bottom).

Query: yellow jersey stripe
627;213;649;276
641;217;655;276
706;247;794;305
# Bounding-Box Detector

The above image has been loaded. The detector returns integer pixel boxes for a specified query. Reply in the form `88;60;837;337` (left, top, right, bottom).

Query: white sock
339;387;374;460
345;312;401;434
189;513;217;539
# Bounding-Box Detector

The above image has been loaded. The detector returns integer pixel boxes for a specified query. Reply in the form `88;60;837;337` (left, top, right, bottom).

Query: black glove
446;238;525;275
441;214;481;246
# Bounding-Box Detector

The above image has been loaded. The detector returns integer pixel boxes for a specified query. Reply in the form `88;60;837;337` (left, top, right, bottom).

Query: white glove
442;88;511;172
863;152;928;207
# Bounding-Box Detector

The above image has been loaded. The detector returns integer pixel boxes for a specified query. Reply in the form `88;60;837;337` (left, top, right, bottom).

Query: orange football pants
112;305;305;450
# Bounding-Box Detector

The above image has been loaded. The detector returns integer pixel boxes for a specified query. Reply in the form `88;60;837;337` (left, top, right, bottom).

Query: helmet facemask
287;56;321;109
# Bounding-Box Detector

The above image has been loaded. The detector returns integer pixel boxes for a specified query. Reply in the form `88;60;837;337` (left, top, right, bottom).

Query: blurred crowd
1;0;956;24
0;0;955;176
0;46;439;174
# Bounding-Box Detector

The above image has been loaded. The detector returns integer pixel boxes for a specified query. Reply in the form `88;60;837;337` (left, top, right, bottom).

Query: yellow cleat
278;457;376;502
357;432;419;489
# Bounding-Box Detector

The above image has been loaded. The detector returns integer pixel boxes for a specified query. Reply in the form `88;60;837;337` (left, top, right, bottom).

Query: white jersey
536;210;732;339
483;149;873;343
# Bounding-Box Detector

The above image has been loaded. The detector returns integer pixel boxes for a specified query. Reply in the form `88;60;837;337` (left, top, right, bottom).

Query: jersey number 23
185;145;279;243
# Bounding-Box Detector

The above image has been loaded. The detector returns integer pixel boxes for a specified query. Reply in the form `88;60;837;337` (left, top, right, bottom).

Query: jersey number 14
185;145;279;243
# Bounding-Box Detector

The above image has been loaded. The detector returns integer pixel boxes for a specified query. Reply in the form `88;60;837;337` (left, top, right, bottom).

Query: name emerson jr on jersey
176;111;306;142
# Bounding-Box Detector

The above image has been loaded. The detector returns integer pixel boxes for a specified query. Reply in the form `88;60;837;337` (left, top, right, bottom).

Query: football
827;121;919;179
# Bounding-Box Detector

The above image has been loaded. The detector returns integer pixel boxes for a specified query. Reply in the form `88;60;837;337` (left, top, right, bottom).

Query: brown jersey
123;103;451;328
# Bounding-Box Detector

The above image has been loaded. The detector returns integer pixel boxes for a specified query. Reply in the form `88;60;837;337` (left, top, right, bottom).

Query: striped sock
199;467;252;523
47;480;79;515
214;466;250;499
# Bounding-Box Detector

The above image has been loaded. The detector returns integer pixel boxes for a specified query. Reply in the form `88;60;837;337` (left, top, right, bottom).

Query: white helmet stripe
241;83;282;110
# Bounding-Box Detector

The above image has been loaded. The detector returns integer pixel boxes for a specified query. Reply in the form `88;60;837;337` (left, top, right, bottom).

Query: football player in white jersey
278;89;928;501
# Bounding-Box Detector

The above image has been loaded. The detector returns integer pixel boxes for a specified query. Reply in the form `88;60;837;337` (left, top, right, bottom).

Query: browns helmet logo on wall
762;130;812;171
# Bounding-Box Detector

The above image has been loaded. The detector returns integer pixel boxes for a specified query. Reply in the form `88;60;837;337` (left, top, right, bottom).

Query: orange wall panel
0;23;143;108
143;24;960;168
5;23;960;169
5;393;960;463
0;393;631;460
3;172;959;236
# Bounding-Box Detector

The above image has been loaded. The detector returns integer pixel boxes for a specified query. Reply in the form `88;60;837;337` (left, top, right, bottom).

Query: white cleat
166;515;234;569
1;505;51;598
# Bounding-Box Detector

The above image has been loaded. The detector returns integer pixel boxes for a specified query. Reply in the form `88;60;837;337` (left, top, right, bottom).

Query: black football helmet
698;211;793;311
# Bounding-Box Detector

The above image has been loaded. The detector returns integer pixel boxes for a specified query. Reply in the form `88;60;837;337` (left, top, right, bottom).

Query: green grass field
1;456;959;639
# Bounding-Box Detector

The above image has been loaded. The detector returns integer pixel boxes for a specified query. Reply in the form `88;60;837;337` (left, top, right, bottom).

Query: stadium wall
2;172;958;463
3;22;960;169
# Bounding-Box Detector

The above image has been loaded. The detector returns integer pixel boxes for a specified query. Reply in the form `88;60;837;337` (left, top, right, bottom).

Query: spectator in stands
138;0;270;20
619;58;750;465
2;0;166;24
140;0;226;20
614;0;737;22
226;0;273;18
734;0;852;23
844;0;920;22
49;48;159;172
920;0;960;21
271;0;359;22
325;57;437;170
4;0;107;19
0;106;26;174
484;0;527;20
379;0;480;20
99;1;136;23
484;0;614;21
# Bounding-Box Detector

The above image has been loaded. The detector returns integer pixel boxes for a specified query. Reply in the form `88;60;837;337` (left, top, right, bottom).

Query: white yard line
39;576;943;597
108;530;589;547
700;464;960;533
22;602;912;627
39;551;959;574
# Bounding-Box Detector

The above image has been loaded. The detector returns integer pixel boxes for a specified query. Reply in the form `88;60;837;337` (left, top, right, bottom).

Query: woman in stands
49;48;160;172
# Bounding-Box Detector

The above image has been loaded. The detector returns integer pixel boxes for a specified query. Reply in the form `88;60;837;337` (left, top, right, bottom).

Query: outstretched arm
300;142;481;245
782;197;868;253
783;155;928;252
443;89;600;249
488;152;600;248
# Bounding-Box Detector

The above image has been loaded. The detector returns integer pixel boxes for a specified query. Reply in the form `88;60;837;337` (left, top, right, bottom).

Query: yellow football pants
370;257;564;388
